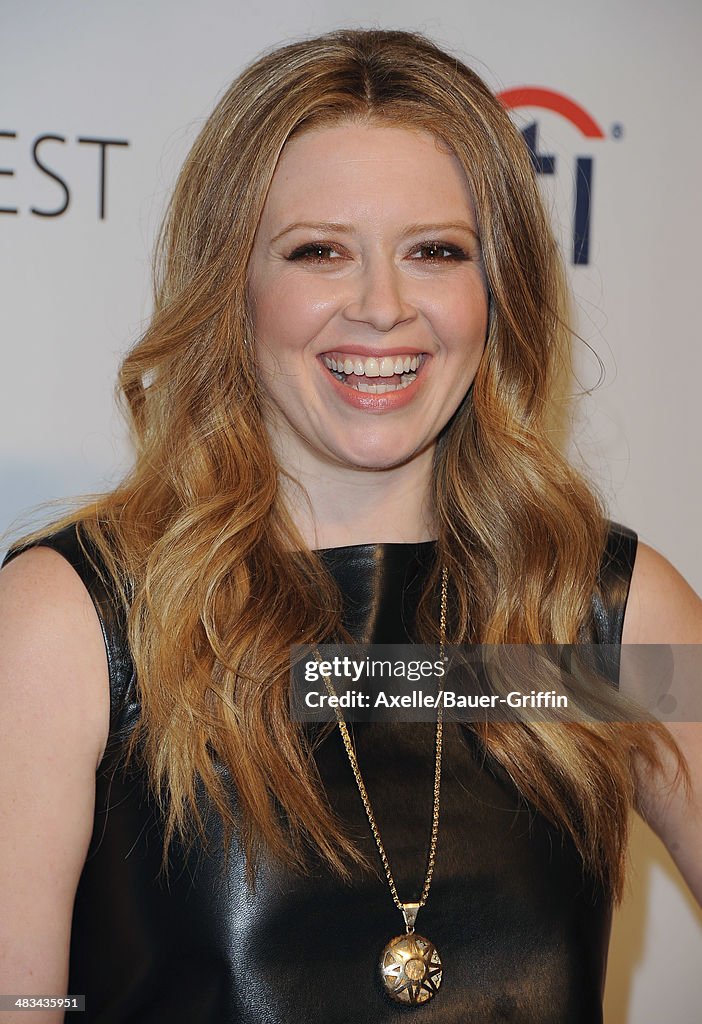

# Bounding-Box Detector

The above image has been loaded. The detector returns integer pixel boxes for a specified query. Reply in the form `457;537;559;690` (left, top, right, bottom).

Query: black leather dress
3;523;637;1023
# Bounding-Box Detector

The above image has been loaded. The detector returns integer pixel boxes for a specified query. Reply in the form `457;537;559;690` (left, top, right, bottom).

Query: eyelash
286;242;470;263
286;244;338;263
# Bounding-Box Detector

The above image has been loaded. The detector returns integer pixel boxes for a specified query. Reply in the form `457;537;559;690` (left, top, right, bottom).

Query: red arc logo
497;87;605;138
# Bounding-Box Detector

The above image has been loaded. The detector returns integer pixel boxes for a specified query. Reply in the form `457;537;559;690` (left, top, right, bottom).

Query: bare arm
622;541;702;903
0;547;110;1024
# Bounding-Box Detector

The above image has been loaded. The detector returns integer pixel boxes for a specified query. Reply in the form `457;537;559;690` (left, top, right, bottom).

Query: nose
342;255;416;332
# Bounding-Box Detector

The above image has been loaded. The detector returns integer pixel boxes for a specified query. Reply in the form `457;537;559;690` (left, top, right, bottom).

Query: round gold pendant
380;932;443;1004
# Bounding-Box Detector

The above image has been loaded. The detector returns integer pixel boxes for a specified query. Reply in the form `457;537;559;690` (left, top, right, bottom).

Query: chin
330;442;426;473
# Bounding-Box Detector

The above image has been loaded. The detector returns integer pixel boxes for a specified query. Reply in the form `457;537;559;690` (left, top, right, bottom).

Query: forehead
258;122;477;230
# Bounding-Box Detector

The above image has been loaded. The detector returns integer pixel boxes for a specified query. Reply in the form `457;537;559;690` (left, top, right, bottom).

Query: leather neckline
316;540;437;644
313;539;437;554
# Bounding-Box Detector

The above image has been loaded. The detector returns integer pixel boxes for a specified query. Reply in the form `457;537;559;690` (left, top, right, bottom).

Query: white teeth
323;350;425;385
379;356;395;377
322;353;424;380
353;375;417;394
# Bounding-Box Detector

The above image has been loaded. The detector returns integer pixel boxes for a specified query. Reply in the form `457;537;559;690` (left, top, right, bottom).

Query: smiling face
247;121;489;479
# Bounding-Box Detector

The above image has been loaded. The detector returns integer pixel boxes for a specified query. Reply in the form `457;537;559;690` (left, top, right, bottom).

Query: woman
1;27;700;1024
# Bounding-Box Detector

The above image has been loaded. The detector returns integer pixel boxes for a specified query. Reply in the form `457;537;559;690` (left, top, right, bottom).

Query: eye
286;243;345;262
409;242;470;262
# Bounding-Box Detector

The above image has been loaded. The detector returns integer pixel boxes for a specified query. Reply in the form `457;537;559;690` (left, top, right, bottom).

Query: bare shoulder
622;540;702;644
0;545;111;1014
0;544;111;759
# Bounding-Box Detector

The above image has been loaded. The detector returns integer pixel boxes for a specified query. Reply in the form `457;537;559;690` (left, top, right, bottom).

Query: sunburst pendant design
380;933;443;1004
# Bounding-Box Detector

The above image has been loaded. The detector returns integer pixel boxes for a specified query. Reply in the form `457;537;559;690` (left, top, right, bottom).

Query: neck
279;448;437;550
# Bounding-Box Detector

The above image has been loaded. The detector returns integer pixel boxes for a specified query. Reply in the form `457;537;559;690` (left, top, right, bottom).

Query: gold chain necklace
317;566;448;1006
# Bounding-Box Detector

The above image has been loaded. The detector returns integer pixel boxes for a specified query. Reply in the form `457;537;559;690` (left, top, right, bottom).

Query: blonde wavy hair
30;28;678;898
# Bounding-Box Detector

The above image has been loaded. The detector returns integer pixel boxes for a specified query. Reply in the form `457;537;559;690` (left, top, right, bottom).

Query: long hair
31;29;679;897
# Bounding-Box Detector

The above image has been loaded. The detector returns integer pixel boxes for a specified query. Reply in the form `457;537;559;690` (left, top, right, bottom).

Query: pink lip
317;354;428;411
318;345;427;358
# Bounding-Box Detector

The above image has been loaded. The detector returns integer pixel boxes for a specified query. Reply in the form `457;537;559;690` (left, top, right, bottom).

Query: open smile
321;351;428;394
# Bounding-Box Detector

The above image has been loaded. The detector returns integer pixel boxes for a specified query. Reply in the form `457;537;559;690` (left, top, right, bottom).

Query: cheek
251;273;336;355
427;284;489;351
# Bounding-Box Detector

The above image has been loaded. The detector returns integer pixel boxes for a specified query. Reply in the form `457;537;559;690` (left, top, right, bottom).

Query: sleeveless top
3;522;638;1023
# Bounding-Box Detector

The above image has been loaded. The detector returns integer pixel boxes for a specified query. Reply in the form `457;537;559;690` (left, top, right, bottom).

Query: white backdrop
2;1;701;1019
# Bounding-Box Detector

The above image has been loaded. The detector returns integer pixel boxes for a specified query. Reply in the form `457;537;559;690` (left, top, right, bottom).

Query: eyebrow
270;220;480;244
